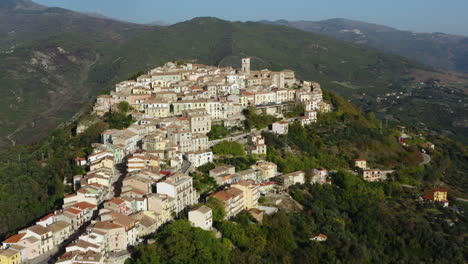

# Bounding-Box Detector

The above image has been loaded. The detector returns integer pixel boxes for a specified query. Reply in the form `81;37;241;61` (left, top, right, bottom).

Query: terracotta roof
315;234;327;239
64;193;77;199
110;211;136;227
422;195;433;200
39;213;54;222
3;233;25;244
65;208;82;216
73;201;97;210
109;197;125;205
211;191;234;202
59;252;74;261
226;187;243;197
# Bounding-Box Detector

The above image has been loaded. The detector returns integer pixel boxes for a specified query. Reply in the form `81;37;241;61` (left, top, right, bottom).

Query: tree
212;141;245;156
117;101;131;113
127;220;230;264
127;70;146;81
207;125;229;140
205;197;226;222
243;108;280;130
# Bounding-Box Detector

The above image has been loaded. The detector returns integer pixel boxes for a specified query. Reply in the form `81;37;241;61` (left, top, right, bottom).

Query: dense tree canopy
212;141;246;156
128;172;467;263
0;121;108;239
126;220;231;264
243;108;280;130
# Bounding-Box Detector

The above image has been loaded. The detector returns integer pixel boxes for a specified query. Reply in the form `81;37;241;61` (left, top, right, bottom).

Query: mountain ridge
261;18;468;73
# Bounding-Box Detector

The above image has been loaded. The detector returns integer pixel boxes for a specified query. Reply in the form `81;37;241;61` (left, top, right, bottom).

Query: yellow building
423;188;448;202
253;161;277;180
0;248;22;264
231;180;260;209
90;157;115;172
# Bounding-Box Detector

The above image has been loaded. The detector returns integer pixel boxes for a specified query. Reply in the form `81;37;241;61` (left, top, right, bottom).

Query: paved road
402;184;468;203
208;128;269;147
113;163;128;197
455;197;468;203
180;159;192;174
421;153;431;165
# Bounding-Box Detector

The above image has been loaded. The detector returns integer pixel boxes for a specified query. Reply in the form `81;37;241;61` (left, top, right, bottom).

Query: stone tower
242;58;251;74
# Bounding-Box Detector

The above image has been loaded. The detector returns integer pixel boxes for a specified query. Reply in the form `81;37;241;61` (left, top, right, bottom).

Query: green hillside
2;1;467;148
263;18;468;73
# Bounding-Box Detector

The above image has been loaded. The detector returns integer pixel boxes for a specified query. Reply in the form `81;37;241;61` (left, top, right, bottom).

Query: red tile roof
211;191;233;202
73;201;97;210
93;221;122;230
260;182;277;186
109;197;125;205
316;234;327;239
65;208;82;215
39;213;54;222
64;193;77;199
3;233;25;244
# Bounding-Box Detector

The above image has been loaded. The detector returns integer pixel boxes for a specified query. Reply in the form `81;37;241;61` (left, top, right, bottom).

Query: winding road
421;153;431;165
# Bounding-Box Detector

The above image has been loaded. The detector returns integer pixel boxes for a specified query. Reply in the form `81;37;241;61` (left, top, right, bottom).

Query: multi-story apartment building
231;180;260;209
188;206;213;231
156;173;198;215
210;187;245;219
185;150;213;168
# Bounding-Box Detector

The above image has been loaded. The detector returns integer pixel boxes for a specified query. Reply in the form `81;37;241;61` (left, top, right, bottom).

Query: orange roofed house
210;187;245;219
422;188;449;207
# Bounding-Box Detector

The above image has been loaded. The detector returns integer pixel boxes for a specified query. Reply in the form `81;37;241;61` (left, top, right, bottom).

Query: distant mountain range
261;18;468;73
0;0;466;148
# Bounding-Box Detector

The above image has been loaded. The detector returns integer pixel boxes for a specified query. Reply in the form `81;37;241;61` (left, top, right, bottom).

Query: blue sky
35;0;468;36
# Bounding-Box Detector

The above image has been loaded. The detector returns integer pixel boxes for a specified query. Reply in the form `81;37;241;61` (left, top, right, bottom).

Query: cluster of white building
1;59;333;264
91;58;329;167
1;153;116;263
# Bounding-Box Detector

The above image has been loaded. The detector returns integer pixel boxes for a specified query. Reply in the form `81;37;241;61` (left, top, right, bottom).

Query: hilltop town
0;59;451;264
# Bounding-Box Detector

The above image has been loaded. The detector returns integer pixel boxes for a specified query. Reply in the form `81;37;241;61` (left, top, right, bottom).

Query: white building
185;150;213;168
272;121;289;135
156;173;198;215
188;205;212;231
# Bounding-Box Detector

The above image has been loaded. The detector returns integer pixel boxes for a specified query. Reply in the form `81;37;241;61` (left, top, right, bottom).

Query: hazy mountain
0;1;466;148
262;18;468;73
148;20;171;26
